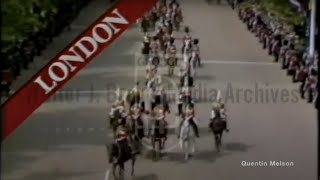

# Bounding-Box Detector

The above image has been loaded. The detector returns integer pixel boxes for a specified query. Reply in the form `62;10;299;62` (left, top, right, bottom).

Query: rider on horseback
115;125;128;142
114;124;139;158
177;90;184;116
154;109;168;139
191;38;201;67
178;106;200;138
182;26;192;45
182;87;194;108
183;26;191;41
210;101;229;132
150;36;160;55
165;37;177;64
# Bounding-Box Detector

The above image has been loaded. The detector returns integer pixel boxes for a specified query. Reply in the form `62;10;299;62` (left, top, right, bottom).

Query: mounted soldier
149;36;161;67
107;124;137;178
182;27;192;57
178;106;199;138
163;28;173;52
180;70;194;89
191;38;201;67
145;64;158;86
149;108;168;159
166;37;177;76
142;33;151;64
126;82;142;109
210;91;229;132
110;89;127;134
177;90;184;116
209;98;228;152
127;105;144;154
140;15;149;33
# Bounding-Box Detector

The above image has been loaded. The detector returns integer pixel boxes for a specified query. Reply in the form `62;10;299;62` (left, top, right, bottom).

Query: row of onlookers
237;3;318;108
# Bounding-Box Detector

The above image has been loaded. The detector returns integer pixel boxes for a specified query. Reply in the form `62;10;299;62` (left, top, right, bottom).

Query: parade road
1;0;317;180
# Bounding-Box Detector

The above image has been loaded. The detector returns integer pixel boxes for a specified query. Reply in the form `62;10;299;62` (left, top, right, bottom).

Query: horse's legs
158;140;162;157
214;133;222;152
184;141;189;160
213;133;219;151
131;157;135;176
119;163;124;179
191;138;196;154
151;138;156;160
218;132;223;148
112;164;118;180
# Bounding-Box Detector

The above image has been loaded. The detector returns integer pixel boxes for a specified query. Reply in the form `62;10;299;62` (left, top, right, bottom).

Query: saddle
210;117;226;132
152;119;167;139
132;116;145;138
113;138;132;163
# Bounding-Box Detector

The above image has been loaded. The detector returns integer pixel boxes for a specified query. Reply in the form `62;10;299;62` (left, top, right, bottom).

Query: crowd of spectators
236;1;318;108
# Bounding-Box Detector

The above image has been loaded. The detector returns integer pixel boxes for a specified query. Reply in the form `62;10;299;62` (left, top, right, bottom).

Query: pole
315;0;320;179
308;0;316;57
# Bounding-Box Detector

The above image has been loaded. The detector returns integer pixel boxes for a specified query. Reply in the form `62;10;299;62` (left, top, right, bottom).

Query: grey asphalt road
1;0;317;180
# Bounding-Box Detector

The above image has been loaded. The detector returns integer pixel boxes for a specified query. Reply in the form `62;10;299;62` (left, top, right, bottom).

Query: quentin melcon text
241;161;294;167
33;8;129;94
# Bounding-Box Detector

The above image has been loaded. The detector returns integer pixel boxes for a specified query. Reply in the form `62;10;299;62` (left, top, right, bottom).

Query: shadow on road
1;146;74;176
223;142;253;152
10;168;103;180
193;150;230;162
163;149;230;163
132;173;159;180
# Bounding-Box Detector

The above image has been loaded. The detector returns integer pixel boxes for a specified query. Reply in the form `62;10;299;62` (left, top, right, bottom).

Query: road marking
77;128;83;133
124;42;141;55
88;128;94;131
51;89;179;95
104;169;110;180
202;60;277;66
66;128;70;132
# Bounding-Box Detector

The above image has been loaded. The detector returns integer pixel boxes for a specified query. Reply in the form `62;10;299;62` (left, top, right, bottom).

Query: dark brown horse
107;125;137;180
209;110;226;152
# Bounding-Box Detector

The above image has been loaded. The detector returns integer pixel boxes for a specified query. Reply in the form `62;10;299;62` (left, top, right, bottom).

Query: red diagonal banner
1;0;158;140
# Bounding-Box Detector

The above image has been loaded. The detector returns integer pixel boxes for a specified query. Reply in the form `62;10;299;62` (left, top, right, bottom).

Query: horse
107;126;137;180
151;91;170;113
167;56;177;76
125;90;141;109
172;12;182;30
148;115;168;161
209;110;226;152
179;117;196;161
181;39;192;58
127;113;145;153
110;108;127;138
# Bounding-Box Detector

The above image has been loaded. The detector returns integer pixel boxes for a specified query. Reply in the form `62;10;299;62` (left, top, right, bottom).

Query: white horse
179;119;196;160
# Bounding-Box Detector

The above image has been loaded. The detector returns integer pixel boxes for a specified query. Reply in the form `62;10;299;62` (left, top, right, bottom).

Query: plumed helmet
212;102;221;110
170;37;175;44
184;26;190;33
193;38;199;44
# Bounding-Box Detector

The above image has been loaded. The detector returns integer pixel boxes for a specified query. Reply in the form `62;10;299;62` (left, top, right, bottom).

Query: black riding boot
189;119;199;137
307;89;313;103
177;103;183;115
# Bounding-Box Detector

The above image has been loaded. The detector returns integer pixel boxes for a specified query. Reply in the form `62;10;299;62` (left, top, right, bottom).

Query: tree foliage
1;0;59;52
260;0;305;26
240;0;305;27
